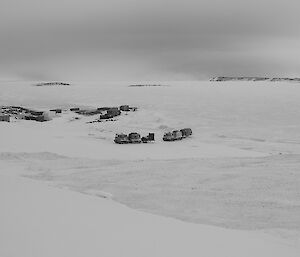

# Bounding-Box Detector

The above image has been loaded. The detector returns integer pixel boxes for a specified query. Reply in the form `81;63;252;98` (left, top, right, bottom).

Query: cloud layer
1;0;300;81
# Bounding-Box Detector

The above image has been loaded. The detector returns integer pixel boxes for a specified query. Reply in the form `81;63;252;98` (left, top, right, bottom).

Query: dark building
97;107;111;111
30;110;44;116
70;108;80;111
107;108;121;116
120;105;130;111
50;109;62;114
0;115;10;122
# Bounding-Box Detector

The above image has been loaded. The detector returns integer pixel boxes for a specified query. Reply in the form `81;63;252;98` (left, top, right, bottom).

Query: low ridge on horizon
210;76;300;82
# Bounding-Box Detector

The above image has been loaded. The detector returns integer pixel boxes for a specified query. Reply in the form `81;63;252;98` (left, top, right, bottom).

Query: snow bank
0;173;299;257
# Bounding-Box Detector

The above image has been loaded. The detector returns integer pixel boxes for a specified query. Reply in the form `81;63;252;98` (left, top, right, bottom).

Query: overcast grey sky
0;0;299;81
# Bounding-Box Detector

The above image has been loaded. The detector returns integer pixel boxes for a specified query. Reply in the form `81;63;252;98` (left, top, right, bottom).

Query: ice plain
1;80;300;256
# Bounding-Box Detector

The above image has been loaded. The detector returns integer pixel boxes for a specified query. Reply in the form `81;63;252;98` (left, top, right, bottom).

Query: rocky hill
210;77;300;82
35;82;70;86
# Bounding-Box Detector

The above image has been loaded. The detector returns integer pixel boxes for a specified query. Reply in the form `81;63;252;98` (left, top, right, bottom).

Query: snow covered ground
2;172;299;257
1;80;300;256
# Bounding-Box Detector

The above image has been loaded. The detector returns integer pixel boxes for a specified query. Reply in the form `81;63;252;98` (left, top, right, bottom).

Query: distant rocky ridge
35;82;70;86
210;77;300;82
129;84;168;87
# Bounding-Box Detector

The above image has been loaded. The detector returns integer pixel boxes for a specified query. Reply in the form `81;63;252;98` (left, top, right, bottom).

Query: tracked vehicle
114;133;130;144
